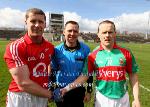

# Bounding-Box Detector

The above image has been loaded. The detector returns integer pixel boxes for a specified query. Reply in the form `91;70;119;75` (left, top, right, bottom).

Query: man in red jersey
61;20;140;107
4;8;54;107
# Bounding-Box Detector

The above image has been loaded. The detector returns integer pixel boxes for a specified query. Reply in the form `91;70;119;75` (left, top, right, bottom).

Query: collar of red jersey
98;42;118;51
24;33;45;44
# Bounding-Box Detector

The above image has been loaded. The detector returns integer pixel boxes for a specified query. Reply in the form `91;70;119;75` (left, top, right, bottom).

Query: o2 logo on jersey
33;62;48;77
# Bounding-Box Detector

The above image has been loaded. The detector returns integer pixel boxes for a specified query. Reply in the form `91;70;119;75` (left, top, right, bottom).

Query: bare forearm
129;73;140;100
133;80;139;101
18;80;51;98
65;75;88;91
9;66;52;99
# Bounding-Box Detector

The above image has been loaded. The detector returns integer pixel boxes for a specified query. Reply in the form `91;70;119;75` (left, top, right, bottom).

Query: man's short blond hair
98;20;116;33
25;8;46;21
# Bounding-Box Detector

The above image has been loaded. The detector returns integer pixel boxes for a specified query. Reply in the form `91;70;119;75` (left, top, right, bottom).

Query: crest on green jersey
119;57;125;66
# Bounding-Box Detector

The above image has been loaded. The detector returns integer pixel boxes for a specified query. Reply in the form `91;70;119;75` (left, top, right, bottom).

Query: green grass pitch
0;40;150;107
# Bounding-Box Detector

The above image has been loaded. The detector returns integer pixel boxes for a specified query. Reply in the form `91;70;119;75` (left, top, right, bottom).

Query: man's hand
132;100;140;107
84;92;91;102
60;85;71;96
48;90;54;102
53;88;63;102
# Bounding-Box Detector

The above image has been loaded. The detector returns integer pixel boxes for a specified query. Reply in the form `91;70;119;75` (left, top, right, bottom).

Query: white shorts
95;90;130;107
6;91;48;107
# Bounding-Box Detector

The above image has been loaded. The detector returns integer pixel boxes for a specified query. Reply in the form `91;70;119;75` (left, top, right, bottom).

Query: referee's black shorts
56;87;86;107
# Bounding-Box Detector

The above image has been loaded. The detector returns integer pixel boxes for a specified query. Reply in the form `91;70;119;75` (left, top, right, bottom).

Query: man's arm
49;52;59;91
61;75;89;96
9;65;52;99
128;73;140;107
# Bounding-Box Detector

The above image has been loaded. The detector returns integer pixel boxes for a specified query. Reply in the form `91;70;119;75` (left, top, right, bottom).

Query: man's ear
44;21;46;28
97;33;100;38
113;32;116;38
63;30;65;35
25;20;27;25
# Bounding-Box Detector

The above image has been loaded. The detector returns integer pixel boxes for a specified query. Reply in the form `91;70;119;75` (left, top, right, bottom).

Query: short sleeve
4;42;27;69
131;52;139;73
82;57;88;76
51;48;59;71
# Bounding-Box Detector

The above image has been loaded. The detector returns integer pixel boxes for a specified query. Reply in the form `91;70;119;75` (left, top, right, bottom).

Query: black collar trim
64;41;81;52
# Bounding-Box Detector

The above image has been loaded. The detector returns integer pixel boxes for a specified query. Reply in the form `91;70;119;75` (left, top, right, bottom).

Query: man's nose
106;32;110;37
70;31;76;35
71;31;74;35
35;22;39;27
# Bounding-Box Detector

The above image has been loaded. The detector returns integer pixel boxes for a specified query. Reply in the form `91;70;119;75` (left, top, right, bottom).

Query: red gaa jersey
4;33;54;92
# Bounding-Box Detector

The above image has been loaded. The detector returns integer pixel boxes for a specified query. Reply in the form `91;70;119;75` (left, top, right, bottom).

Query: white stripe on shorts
6;91;48;107
95;90;130;107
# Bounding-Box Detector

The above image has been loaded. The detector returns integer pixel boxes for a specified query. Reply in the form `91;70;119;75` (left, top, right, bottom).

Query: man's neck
64;40;80;52
65;41;77;48
30;36;43;44
102;43;114;51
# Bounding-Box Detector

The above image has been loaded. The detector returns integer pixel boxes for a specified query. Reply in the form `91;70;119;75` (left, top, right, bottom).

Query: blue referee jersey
51;42;90;87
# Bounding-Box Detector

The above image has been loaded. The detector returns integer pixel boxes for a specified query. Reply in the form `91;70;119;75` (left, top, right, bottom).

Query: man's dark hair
25;8;46;21
98;20;116;33
65;20;79;28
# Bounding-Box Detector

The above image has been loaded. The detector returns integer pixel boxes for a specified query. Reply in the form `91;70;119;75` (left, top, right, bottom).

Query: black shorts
56;87;86;107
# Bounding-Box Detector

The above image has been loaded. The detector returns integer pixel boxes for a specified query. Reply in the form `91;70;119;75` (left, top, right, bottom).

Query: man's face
25;13;46;37
98;23;116;48
63;23;79;45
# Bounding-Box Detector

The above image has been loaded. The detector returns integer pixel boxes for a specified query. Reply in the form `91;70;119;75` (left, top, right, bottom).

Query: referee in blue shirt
50;21;93;107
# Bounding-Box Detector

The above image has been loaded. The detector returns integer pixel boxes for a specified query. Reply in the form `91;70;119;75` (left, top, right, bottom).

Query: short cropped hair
98;20;116;33
25;8;46;21
65;21;79;28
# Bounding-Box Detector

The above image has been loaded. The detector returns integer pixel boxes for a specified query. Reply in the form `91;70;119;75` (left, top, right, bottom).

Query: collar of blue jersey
24;33;45;44
99;42;118;51
64;40;81;52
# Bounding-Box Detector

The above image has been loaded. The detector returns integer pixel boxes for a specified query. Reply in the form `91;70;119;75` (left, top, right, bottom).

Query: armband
86;76;93;93
87;83;93;93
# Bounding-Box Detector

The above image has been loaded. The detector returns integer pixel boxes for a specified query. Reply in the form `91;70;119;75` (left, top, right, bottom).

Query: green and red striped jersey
83;43;139;99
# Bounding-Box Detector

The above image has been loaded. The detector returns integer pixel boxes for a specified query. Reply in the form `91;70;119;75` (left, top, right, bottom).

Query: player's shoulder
44;40;54;48
54;43;64;54
93;46;100;51
117;45;131;53
90;46;100;54
55;42;64;49
79;42;89;48
6;37;26;49
4;37;26;59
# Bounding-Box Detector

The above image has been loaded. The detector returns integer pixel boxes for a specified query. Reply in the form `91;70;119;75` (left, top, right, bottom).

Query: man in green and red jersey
63;20;140;107
86;20;140;107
